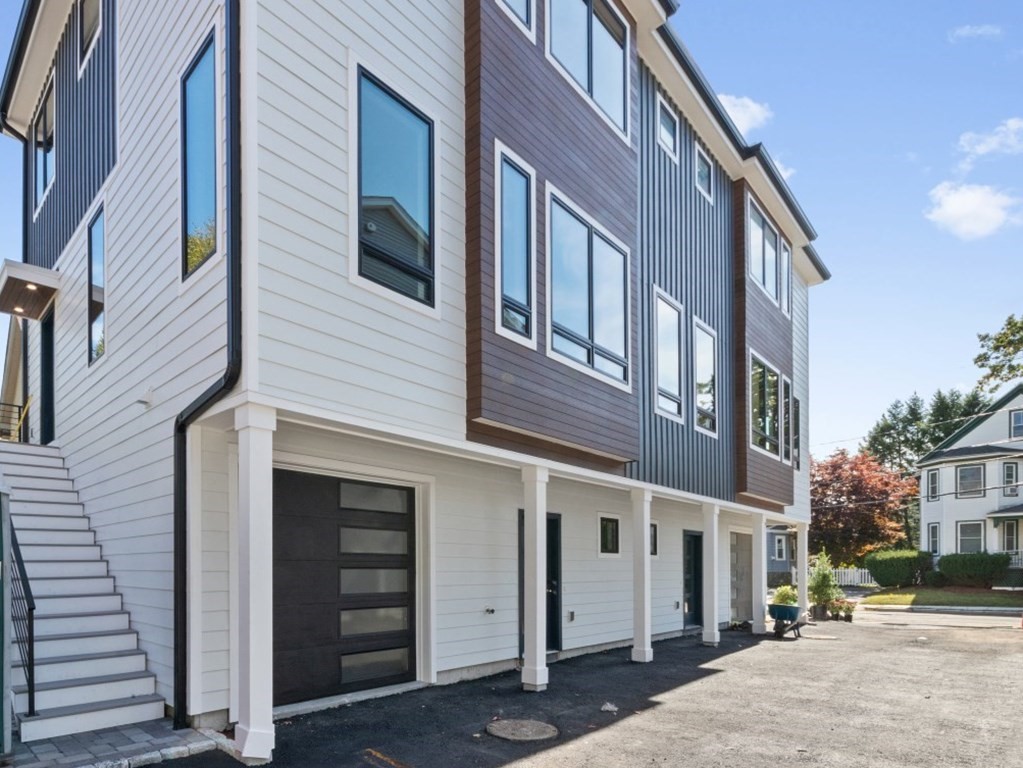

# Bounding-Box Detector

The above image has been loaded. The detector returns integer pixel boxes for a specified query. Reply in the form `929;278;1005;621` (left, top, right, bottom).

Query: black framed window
654;294;682;417
782;378;793;463
780;242;792;315
926;469;939;502
358;70;434;305
751;355;779;454
550;0;627;130
1004;462;1019;497
88;209;105;363
80;0;100;61
550;196;628;381
182;33;217;277
499;154;532;337
1011;409;1023;439
928;523;939;555
694;322;716;433
650;523;658;556
748;201;779;302
793;397;801;469
33;80;55;207
955;464;985;498
599;515;620;555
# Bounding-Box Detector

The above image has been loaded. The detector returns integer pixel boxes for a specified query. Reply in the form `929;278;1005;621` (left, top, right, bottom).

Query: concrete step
14;670;156;713
19;543;102;561
16;528;95;545
12;514;89;531
34;611;130;637
10;500;85;516
24;560;108;578
32;629;137;659
13;649;147;687
35;593;122;616
2;465;69;480
10;489;81;504
18;694;165;742
4;475;75;492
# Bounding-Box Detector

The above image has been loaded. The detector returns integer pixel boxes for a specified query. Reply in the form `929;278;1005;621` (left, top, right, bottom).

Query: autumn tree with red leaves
810;449;918;565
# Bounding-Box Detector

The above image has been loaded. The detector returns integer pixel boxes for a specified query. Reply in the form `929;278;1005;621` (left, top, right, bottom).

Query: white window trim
746;194;780;308
493;139;538;349
1011;409;1023;439
955;463;986;499
781;375;793;466
956;520;985;553
347;49;443;320
694;142;713;204
1004;461;1019;497
692;316;718;438
773;535;786;561
178;23;226;295
495;0;537;44
650;519;659;559
544;0;631;146
545;182;632;393
928;522;940;555
1004;519;1018;552
652;286;684;425
926;469;940;502
748;347;782;460
655;92;679;163
597;512;622;558
77;0;102;79
32;71;57;219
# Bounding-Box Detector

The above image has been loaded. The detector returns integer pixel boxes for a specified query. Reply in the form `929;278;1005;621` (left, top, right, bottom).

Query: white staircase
2;442;165;741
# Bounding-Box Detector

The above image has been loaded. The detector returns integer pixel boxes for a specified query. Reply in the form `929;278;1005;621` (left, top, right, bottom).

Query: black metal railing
11;527;36;716
0;401;24;442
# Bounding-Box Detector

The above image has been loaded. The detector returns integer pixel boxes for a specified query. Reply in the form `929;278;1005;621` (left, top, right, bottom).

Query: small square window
695;144;713;203
599;515;620;555
656;93;678;161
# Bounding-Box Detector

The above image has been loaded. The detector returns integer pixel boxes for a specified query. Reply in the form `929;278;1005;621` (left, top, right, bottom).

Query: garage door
273;469;416;705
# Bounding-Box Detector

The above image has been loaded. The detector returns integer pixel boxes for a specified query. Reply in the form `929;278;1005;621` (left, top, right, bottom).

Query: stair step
16;528;95;545
17;694;165;742
13;649;147;687
24;560;108;578
19;543;101;560
12;514;89;530
15;670;156;712
34;610;130;637
4;475;75;492
0;450;65;470
33;629;137;659
35;593;122;615
10;500;85;516
2;465;69;480
11;489;81;504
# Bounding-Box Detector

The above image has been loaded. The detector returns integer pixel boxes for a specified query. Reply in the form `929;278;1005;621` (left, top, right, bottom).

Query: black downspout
173;0;242;730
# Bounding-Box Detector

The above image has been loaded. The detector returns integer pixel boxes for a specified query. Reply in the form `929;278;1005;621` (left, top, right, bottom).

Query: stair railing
10;527;36;716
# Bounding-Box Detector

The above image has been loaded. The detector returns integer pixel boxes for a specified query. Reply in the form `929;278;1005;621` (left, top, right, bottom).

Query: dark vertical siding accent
25;0;117;269
625;65;734;501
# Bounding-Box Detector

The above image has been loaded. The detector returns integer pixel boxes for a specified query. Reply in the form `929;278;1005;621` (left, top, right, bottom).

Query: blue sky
0;3;1019;458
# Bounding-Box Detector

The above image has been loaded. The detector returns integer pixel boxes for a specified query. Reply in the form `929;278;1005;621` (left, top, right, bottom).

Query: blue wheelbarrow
767;604;803;638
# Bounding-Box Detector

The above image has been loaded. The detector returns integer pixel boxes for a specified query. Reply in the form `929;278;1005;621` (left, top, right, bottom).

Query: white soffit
6;0;73;137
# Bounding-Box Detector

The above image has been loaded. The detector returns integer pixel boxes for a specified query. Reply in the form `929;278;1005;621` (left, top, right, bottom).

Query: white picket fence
831;567;876;587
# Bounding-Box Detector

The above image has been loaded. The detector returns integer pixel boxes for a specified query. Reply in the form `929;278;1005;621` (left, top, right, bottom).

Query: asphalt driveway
180;616;1023;768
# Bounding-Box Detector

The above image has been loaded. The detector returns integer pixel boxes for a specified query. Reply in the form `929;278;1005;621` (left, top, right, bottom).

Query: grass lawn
861;586;1023;608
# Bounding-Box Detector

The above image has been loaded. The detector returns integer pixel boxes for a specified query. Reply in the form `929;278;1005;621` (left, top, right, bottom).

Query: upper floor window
782;377;793;464
496;146;535;342
955;464;985;499
656;93;678;161
792;397;802;470
88;209;105;362
33;79;55;208
748;198;791;309
926;469;939;502
549;0;628;132
497;0;535;39
1011;409;1023;439
549;192;628;384
927;523;940;555
780;242;791;315
80;0;101;64
695;144;713;203
1004;462;1019;497
694;320;717;435
654;291;682;419
182;34;217;277
358;70;435;306
750;354;779;455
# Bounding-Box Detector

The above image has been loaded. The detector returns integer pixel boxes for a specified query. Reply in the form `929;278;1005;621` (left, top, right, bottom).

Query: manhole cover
486;719;559;742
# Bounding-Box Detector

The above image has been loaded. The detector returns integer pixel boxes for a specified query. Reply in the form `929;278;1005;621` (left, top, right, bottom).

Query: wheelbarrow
767;603;804;638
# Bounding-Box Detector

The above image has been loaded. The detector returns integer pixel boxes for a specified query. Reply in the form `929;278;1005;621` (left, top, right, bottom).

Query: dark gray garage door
273;469;416;705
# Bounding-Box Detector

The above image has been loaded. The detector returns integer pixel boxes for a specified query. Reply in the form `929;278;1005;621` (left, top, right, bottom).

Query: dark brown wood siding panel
733;180;794;508
466;0;640;465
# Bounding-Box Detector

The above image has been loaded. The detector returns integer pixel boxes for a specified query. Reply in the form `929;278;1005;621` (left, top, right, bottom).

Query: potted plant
842;600;855;622
768;584;800;624
808;550;842;621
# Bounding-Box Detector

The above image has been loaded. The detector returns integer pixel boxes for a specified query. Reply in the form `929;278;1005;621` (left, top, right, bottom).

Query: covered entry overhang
0;260;59;320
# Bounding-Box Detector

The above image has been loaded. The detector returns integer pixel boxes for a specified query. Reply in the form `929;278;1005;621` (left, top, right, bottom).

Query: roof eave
0;0;39;139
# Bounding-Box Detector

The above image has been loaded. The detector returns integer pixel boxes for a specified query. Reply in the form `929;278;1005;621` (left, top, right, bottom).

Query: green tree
186;218;217;273
975;314;1023;392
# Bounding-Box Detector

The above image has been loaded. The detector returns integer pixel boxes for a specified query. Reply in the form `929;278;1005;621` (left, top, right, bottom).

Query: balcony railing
995;550;1023;569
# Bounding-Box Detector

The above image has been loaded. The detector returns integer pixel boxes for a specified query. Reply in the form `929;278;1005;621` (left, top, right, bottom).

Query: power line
811;481;1020;512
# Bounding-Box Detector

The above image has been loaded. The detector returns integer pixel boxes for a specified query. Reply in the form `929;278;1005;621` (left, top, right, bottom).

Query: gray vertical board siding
25;0;117;269
627;65;735;501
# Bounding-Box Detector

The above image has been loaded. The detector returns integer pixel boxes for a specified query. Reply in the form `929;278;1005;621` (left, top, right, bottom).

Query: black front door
39;308;55;445
683;531;703;627
273;470;416;705
546;514;562;652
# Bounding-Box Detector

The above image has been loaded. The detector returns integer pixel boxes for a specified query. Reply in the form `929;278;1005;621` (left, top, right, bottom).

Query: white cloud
717;94;773;137
925;181;1020;240
948;24;1003;42
957;117;1023;171
773;158;796;180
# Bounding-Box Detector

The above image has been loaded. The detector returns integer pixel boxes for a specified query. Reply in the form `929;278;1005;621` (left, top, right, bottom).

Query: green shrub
864;550;932;588
923;570;948;588
771;585;799;605
808;550;842;606
937;553;1012;588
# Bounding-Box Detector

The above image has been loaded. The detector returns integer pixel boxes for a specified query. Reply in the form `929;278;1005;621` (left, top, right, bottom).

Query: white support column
701;503;720;646
797;522;809;614
521;465;549;691
186;427;204;716
751;513;767;634
234;404;277;760
631;489;653;663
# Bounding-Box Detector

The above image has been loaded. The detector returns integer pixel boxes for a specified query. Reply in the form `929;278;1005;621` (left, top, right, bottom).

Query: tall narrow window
182;34;217;277
782;378;793;463
749;201;779;302
926;469;940;502
359;71;434;305
694;321;716;434
549;0;627;131
599;515;620;555
1011;410;1023;439
34;80;55;207
956;464;985;498
695;144;713;203
1004;462;1019;497
1005;520;1018;553
927;523;939;555
80;0;100;61
498;152;533;338
656;94;678;160
550;195;628;382
88;209;105;362
773;536;786;560
792;397;802;469
654;293;682;418
751;355;779;454
780;242;791;315
650;523;658;556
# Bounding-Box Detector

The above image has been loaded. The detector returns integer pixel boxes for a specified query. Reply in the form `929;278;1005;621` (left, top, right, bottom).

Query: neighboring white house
918;383;1023;570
